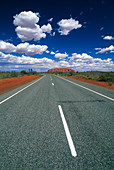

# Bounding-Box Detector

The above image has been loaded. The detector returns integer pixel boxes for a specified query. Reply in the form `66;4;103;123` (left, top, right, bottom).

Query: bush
10;71;19;77
68;71;75;76
108;82;112;86
99;73;113;82
31;71;37;75
99;74;107;81
20;70;28;75
88;77;93;80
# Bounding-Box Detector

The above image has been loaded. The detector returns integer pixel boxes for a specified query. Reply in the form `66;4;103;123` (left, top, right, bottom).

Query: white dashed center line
58;105;77;157
52;83;54;86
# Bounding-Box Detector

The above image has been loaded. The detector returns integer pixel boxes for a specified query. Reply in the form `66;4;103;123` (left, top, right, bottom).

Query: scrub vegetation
0;69;39;79
47;71;114;89
49;71;114;83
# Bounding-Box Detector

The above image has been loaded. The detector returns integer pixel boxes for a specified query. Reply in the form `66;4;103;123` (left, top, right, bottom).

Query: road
0;75;114;170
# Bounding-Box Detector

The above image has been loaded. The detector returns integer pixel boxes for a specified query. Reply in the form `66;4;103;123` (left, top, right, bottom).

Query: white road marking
0;75;46;105
58;105;77;157
52;83;54;86
57;76;114;101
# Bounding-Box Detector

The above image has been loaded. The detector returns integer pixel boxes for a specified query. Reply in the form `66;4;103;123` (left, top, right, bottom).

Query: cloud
13;11;52;41
0;41;16;53
95;45;114;54
103;36;114;40
16;43;48;55
41;23;52;33
52;32;55;36
57;18;82;35
55;52;68;59
0;41;48;55
68;53;114;71
50;51;55;55
13;11;40;28
52;53;114;71
15;25;46;41
48;18;53;22
0;51;113;72
59;60;70;67
46;50;50;53
0;51;53;66
70;53;93;61
100;27;104;31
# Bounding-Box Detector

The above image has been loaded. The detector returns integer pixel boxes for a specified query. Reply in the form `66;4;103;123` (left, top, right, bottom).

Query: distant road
0;75;114;170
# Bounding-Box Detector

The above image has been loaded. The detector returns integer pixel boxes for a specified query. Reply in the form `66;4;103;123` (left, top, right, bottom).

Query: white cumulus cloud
13;11;39;28
103;36;114;40
50;51;55;55
15;25;46;41
0;51;114;72
95;45;114;54
13;11;52;41
70;53;93;61
41;23;52;33
0;51;53;66
0;41;48;55
55;52;68;59
16;43;48;55
59;60;70;67
46;50;50;53
69;53;114;71
0;41;16;53
57;18;82;35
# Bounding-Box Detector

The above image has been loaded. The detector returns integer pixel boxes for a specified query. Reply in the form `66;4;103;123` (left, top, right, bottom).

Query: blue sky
0;0;114;72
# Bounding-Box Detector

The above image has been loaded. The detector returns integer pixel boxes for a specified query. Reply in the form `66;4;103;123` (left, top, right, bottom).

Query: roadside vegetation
0;69;40;79
48;71;114;85
0;70;114;86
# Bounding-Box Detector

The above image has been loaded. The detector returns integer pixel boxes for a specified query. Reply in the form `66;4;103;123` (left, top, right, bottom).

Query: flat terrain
0;75;43;94
64;76;114;90
0;75;114;169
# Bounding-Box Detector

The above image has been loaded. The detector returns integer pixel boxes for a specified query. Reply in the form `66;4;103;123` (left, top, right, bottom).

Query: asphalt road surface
0;75;114;170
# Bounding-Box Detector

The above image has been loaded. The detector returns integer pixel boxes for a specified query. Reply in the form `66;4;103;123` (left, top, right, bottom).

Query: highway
0;75;114;170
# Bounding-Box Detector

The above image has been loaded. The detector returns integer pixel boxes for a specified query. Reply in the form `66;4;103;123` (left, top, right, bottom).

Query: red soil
64;76;114;90
0;75;43;94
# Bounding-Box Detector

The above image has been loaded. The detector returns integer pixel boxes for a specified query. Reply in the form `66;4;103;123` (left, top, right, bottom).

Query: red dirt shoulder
64;76;114;90
0;75;43;94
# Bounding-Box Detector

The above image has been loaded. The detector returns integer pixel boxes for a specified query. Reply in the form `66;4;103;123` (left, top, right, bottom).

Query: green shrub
68;71;75;76
20;70;28;75
31;71;37;75
99;73;113;82
10;71;19;77
88;77;93;80
108;82;112;86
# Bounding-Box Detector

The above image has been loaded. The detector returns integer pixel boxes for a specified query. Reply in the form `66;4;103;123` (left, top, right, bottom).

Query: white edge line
57;76;114;101
58;105;77;157
0;75;46;105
